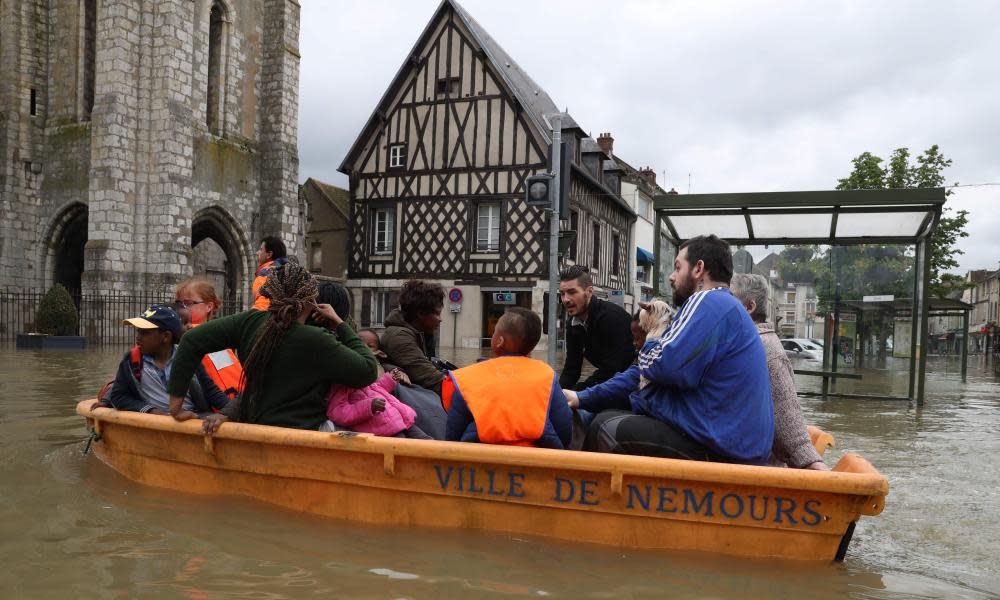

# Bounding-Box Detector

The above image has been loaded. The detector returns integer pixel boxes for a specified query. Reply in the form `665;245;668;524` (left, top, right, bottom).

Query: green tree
836;145;968;299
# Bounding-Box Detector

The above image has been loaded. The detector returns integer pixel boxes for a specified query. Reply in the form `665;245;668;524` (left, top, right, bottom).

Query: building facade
300;178;349;280
0;0;303;303
616;150;671;304
963;269;999;353
338;0;635;349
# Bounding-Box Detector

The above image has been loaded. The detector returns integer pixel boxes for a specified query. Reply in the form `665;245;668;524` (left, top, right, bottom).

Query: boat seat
807;425;835;457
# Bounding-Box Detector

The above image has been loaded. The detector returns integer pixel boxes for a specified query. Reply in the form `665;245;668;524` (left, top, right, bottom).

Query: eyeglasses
179;299;208;308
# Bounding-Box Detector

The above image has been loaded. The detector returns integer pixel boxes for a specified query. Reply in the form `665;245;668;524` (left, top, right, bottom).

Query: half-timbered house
339;0;635;349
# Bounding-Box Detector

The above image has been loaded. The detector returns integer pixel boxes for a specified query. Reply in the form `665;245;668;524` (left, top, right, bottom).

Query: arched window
206;1;228;136
81;0;96;119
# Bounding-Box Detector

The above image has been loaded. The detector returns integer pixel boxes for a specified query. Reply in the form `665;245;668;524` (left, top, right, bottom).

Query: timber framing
339;0;635;289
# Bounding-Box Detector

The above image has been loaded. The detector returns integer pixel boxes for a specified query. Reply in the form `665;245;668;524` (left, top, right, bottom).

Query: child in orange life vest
176;278;243;401
444;307;572;448
325;332;431;439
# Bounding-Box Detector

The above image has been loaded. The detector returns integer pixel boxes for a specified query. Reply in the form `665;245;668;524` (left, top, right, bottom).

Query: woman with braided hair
166;263;378;431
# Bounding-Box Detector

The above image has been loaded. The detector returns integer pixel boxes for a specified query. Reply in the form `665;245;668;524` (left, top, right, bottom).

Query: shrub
35;284;79;336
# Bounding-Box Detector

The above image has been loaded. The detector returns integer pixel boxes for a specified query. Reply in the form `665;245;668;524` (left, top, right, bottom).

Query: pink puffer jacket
325;372;416;436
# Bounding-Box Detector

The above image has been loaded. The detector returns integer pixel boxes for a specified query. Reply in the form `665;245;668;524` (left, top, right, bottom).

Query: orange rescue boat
77;400;886;561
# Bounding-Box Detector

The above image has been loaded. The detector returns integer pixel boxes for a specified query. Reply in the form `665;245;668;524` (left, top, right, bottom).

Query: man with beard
557;265;636;391
584;235;774;465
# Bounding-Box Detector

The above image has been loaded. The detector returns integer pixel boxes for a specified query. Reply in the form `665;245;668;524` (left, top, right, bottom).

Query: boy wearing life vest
444;307;572;449
108;305;229;416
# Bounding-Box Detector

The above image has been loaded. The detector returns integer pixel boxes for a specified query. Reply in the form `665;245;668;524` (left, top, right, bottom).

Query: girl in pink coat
325;368;431;438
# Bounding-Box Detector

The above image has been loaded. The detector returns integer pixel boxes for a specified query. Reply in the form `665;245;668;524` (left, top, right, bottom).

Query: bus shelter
841;297;973;380
651;187;946;404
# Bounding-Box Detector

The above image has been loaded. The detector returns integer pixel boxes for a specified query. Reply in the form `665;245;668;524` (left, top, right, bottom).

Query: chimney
667;187;679;195
596;132;614;154
639;166;656;186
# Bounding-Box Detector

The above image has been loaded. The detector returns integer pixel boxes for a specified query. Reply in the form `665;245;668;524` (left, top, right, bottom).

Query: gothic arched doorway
191;207;249;307
49;203;88;295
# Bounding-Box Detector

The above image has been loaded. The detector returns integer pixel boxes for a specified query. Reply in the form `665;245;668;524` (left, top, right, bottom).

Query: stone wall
0;0;302;302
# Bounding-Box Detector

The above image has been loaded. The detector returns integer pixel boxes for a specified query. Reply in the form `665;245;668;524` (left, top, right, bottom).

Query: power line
946;182;1000;189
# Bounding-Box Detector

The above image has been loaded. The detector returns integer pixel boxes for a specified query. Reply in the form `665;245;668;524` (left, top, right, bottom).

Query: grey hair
730;273;769;323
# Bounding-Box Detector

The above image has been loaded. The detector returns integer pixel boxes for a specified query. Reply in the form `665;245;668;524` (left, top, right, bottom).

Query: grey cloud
298;0;1000;272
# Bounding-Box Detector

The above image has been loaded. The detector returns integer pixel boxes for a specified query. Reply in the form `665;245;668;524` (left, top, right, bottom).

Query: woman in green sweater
167;264;378;432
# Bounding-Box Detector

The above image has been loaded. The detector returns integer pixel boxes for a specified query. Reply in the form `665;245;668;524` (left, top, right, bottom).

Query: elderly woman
730;274;827;470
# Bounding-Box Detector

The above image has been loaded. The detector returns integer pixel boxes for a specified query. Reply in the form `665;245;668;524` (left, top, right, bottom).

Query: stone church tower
0;0;302;303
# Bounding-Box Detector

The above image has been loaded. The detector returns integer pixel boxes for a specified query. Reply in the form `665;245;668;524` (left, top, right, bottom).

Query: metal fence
0;289;246;346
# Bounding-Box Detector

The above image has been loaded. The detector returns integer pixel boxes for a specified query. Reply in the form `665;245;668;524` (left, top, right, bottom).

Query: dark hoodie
380;308;445;393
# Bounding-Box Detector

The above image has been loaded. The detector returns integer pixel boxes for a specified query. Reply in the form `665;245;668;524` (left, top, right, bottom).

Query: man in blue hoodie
582;235;774;465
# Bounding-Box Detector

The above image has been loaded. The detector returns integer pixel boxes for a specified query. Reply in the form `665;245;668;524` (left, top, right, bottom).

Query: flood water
1;346;998;599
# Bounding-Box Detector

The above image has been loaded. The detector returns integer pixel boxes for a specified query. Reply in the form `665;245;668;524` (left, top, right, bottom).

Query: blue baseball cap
123;305;183;340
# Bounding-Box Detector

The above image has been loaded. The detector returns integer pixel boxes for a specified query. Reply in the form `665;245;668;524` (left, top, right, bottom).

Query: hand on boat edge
203;413;228;435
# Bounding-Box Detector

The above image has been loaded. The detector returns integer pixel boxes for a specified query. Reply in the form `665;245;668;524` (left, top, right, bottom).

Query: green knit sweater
167;310;378;430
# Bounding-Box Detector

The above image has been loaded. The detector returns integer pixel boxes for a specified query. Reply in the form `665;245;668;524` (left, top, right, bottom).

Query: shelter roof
841;297;972;314
652;188;946;246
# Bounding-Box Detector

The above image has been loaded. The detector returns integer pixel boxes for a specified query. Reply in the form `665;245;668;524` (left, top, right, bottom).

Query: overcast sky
297;0;1000;274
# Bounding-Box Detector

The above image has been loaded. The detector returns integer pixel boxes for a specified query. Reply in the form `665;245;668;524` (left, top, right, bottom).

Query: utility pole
547;114;563;368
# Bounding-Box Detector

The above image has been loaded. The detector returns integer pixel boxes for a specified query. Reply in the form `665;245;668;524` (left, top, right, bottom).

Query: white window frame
388;144;405;168
372;208;394;255
476;203;500;253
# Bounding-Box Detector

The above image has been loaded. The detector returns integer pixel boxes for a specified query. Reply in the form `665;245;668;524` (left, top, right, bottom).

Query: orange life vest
201;349;243;400
448;356;554;447
190;322;244;400
252;258;287;310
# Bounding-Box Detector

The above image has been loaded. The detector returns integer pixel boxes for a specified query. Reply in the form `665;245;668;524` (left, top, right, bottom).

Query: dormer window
388;144;406;169
436;77;460;96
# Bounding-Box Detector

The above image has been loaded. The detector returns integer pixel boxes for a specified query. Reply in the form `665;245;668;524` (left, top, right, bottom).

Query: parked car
781;338;824;361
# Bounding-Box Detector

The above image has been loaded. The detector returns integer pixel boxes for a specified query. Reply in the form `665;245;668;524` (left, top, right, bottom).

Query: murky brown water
1;347;998;599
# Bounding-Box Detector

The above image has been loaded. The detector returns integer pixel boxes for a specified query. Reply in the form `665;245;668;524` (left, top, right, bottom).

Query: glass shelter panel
835;211;929;238
668;214;748;240
751;213;833;239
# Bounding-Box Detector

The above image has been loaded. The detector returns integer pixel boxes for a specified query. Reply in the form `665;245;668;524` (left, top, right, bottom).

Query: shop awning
636;247;655;264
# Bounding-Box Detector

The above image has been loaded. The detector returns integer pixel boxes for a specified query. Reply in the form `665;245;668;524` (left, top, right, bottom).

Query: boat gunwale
78;401;889;498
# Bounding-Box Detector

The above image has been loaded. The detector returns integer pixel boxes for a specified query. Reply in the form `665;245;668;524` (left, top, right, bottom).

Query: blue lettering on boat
682;489;714;516
579;480;599;506
719;493;744;519
656;487;678;513
627;484;650;510
433;465;527;498
553;477;575;502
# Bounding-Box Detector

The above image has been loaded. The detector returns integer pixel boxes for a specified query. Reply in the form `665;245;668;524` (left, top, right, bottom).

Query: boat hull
78;401;887;561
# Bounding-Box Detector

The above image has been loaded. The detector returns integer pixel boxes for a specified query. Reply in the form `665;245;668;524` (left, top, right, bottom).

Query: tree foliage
834;145;968;299
772;145;968;309
35;284;79;336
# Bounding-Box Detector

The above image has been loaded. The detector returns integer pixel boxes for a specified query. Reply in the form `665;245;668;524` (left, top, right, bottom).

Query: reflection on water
1;347;998;598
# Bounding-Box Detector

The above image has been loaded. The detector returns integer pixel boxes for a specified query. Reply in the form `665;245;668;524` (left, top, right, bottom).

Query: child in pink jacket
325;368;431;438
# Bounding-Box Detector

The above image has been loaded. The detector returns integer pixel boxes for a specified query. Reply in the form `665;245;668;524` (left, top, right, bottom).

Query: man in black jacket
558;265;636;391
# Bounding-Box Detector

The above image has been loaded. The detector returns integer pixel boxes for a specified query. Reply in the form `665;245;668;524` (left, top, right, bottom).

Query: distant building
753;252;818;338
337;0;637;346
300;178;350;280
615;150;671;304
963;268;999;353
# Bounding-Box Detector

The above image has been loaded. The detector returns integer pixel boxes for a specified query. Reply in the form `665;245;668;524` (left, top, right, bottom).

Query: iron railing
1;289;246;346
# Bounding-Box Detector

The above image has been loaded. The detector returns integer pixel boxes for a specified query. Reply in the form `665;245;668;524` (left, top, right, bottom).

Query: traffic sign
448;288;463;303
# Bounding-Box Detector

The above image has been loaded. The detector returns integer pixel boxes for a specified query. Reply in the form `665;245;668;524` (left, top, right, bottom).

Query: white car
781;338;823;361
